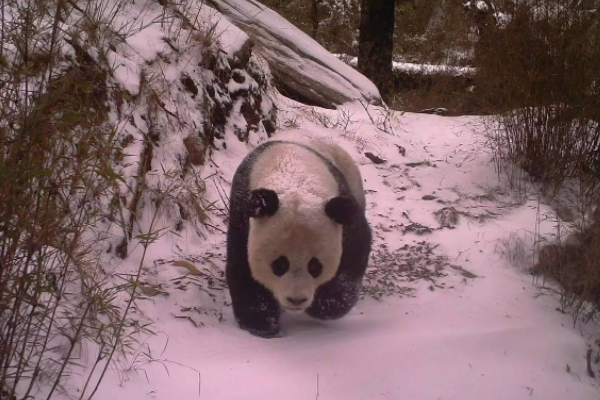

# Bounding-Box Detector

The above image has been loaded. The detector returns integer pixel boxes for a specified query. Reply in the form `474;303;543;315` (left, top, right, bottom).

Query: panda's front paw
245;326;282;339
237;316;281;339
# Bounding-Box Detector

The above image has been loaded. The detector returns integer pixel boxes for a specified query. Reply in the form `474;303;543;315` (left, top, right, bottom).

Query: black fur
306;213;371;320
325;195;358;225
307;257;323;278
248;189;279;218
271;256;290;277
226;140;372;338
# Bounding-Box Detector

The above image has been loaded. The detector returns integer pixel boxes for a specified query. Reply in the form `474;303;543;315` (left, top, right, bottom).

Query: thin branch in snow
203;222;226;234
213;177;230;217
586;349;595;378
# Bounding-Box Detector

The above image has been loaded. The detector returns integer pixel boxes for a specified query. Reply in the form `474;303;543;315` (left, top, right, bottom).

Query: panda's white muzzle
282;295;311;313
274;271;317;313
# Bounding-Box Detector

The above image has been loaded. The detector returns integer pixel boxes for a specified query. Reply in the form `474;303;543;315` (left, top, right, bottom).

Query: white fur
272;130;366;210
248;207;342;312
247;130;362;312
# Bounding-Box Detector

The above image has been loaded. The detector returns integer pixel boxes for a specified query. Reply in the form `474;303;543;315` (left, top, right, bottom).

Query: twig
364;152;387;164
175;315;201;327
359;97;377;126
586;349;596;378
315;373;319;400
213;177;230;216
202;222;226;234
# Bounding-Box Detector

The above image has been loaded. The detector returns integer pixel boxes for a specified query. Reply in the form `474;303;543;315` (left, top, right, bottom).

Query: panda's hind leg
305;274;360;320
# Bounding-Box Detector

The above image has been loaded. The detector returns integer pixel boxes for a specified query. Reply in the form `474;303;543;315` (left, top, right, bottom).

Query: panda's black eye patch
271;256;289;277
308;258;323;278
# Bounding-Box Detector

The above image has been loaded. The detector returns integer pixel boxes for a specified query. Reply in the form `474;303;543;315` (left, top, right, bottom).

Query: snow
126;22;170;61
464;1;491;12
42;97;599;399
337;55;477;77
476;1;490;12
392;60;476;77
202;4;250;57
107;51;142;95
494;11;512;27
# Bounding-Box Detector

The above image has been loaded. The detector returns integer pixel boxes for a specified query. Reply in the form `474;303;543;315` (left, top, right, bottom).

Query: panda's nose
286;296;308;306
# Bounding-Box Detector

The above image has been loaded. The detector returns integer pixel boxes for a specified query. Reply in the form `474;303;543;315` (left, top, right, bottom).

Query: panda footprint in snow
226;129;372;338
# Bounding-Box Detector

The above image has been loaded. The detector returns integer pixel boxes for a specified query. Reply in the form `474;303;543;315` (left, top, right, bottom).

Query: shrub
478;0;600;193
476;0;600;324
0;0;154;397
535;203;600;322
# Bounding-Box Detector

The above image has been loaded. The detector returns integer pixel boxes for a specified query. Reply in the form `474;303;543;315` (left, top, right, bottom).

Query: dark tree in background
311;0;321;38
358;0;397;100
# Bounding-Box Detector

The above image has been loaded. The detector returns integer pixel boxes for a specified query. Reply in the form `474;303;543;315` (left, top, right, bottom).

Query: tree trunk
463;0;494;65
357;0;396;101
427;0;448;32
311;0;320;39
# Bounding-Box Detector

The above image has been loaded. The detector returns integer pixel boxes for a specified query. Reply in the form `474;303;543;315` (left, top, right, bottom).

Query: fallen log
206;0;382;109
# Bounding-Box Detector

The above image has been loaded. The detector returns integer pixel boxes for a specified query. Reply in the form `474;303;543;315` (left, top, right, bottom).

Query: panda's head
247;188;358;313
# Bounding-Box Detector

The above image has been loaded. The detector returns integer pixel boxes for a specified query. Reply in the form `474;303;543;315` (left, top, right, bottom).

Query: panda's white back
249;142;339;209
256;129;365;210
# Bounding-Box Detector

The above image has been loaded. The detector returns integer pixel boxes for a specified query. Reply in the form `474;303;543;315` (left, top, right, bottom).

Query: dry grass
534;206;600;324
361;241;473;300
496;232;537;273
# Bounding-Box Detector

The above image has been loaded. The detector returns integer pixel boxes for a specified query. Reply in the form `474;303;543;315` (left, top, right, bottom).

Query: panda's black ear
325;195;358;225
248;189;279;218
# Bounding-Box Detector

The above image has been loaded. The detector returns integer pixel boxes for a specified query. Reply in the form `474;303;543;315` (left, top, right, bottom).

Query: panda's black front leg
305;273;360;320
307;220;371;321
227;269;282;338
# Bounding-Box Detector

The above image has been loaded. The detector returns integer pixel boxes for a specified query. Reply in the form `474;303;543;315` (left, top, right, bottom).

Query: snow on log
206;0;382;109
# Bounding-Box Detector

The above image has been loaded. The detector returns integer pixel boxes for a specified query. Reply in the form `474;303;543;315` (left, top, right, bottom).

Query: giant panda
226;129;372;338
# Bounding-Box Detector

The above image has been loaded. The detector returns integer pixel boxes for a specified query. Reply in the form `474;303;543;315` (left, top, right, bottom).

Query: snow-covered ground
58;98;599;400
